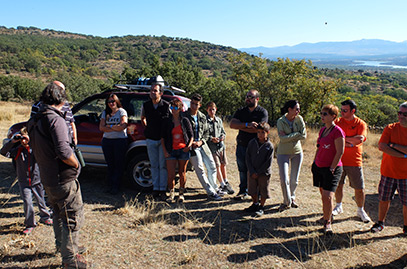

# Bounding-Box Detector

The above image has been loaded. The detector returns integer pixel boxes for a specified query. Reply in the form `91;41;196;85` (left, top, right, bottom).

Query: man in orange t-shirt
333;100;371;223
370;102;407;234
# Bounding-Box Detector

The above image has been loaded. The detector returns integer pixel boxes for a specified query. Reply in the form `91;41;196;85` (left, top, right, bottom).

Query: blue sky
1;0;406;48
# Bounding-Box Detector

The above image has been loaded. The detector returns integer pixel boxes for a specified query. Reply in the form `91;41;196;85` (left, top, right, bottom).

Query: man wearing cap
333;99;372;223
370;102;407;234
141;76;170;200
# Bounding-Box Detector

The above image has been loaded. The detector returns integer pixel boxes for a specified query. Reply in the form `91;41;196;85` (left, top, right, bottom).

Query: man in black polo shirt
141;76;170;199
230;89;268;200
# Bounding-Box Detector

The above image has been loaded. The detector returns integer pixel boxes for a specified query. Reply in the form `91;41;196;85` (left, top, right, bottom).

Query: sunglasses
398;111;407;117
170;106;179;110
320;112;329;116
341;109;348;113
246;95;256;99
107;100;115;104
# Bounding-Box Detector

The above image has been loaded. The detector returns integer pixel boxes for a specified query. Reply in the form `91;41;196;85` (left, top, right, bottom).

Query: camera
13;134;23;140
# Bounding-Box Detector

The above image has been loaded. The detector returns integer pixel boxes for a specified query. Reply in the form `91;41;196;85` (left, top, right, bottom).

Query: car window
74;98;106;123
127;98;145;122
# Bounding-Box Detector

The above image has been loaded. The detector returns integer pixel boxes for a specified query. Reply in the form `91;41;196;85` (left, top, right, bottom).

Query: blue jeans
102;138;128;190
19;182;51;228
146;139;167;191
236;144;248;194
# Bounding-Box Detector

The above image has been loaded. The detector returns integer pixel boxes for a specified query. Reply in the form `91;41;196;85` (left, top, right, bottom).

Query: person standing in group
141;76;170;200
27;82;90;268
370;102;407;234
183;93;223;200
245;122;274;217
99;94;128;195
206;101;234;195
311;104;345;234
230;89;268;200
1;127;53;235
30;81;78;145
161;99;194;203
276;100;306;211
333;99;371;223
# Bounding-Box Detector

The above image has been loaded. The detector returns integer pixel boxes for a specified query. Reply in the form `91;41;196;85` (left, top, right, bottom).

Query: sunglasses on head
398;111;407;117
320;112;329;116
170;106;179;110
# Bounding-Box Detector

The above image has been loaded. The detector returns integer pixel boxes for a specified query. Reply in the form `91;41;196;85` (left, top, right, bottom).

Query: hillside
0;26;240;80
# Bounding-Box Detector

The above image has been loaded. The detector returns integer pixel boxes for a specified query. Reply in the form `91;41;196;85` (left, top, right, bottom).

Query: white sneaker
357;209;372;223
332;205;343;216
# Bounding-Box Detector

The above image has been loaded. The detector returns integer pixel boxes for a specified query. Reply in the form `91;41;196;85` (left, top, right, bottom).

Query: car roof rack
113;84;186;96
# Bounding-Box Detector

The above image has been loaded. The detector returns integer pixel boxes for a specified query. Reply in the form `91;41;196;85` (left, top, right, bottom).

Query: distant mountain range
240;39;407;69
240;39;407;58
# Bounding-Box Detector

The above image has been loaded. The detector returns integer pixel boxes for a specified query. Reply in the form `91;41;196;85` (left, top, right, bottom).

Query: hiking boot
291;200;299;208
255;205;264;217
166;189;175;203
56;246;87;255
217;188;227;196
278;204;291;212
233;192;249;201
244;203;259;213
159;191;168;201
357;209;372;223
323;220;333;235
317;215;334;225
178;188;185;203
208;193;222;201
370;222;384;233
39;218;53;226
22;227;34;235
63;254;91;269
332;205;343;216
222;183;235;194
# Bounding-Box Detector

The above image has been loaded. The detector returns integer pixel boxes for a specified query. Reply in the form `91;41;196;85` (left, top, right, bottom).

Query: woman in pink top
311;104;345;234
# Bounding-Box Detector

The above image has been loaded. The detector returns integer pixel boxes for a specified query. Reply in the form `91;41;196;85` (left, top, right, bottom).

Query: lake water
351;60;407;69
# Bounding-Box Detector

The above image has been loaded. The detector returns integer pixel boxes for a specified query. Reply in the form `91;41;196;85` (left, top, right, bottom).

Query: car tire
126;153;153;191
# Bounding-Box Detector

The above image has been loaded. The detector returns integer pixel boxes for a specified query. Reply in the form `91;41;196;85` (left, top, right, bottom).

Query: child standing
206;102;234;195
245;122;274;216
1;127;52;235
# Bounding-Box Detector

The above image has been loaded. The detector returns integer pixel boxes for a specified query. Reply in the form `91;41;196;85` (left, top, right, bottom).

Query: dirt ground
0;102;406;268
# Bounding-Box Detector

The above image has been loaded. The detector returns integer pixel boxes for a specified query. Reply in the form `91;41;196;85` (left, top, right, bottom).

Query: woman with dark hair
276;100;306;211
161;99;193;203
312;104;345;234
99;94;128;194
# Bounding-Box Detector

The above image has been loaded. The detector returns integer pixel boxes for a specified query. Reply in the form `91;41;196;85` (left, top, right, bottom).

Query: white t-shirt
101;108;128;139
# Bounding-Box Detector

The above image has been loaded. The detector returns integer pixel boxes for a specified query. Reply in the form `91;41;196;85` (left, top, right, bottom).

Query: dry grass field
0;101;406;268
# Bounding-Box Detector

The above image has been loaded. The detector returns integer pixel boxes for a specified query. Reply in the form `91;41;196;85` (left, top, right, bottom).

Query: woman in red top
161;99;194;203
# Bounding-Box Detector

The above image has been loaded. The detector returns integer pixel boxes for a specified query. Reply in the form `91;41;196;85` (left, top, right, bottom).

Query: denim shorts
167;148;190;161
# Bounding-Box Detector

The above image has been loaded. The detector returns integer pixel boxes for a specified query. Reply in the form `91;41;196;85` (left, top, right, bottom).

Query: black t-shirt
232;105;268;147
142;99;170;140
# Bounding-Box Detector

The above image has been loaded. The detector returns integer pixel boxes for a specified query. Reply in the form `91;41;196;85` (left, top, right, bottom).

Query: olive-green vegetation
0;26;406;126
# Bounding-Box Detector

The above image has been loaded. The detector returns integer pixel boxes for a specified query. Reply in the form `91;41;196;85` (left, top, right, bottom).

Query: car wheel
126;153;152;191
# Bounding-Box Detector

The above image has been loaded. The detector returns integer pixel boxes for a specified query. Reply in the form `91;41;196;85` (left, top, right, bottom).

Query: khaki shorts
248;173;271;199
339;166;365;189
212;149;228;167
